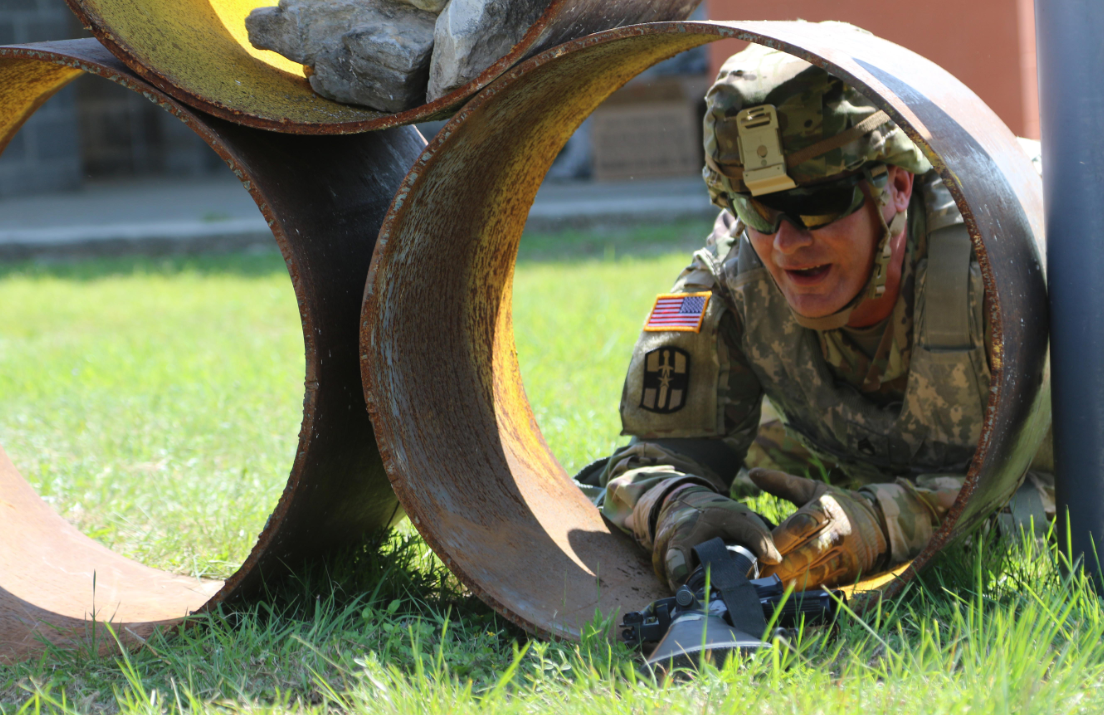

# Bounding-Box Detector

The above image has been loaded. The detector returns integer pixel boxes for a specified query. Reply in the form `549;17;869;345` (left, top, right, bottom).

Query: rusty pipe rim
360;20;1049;639
63;0;700;134
0;39;420;663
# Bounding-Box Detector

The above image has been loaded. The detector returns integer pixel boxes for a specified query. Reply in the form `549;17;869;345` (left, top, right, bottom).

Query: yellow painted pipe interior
75;0;386;124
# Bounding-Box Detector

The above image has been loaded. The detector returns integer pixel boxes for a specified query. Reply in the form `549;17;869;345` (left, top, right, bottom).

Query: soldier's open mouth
785;265;831;283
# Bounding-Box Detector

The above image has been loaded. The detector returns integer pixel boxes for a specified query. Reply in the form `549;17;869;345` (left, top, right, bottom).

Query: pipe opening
362;21;1049;639
0;40;421;663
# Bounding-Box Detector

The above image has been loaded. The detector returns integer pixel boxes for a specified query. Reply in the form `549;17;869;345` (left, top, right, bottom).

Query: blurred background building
0;0;1041;198
704;0;1040;141
0;0;222;199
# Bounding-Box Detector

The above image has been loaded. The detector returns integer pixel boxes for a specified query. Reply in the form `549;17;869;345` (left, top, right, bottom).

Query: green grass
2;223;1102;713
0;253;305;578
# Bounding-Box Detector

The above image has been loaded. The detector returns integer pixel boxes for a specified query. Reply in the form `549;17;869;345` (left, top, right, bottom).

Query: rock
245;5;307;64
427;0;550;101
246;0;439;113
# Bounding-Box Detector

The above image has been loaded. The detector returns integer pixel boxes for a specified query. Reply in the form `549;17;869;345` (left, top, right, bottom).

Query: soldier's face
746;167;912;319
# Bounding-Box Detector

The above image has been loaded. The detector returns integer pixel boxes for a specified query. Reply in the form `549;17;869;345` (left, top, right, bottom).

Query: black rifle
620;537;844;671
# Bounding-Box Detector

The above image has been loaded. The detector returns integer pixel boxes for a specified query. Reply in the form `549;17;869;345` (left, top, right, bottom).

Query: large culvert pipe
65;0;699;133
0;39;419;663
361;20;1049;638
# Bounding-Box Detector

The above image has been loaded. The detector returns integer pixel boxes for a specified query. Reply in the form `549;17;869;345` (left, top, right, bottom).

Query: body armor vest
722;175;990;483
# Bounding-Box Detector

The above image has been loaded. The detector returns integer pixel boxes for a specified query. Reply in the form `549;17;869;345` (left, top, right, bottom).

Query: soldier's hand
748;468;889;589
652;484;782;592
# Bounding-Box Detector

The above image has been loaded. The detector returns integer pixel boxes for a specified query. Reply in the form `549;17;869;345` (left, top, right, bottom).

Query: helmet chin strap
789;175;907;332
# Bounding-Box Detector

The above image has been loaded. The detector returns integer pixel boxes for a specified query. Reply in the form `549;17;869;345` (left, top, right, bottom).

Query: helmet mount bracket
736;105;798;196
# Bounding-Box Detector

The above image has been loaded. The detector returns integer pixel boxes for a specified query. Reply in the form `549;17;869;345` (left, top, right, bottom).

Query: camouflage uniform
580;38;1053;590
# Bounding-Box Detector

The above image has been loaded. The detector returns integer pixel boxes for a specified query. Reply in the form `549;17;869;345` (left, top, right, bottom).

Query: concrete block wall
0;0;83;198
0;0;224;198
76;76;223;178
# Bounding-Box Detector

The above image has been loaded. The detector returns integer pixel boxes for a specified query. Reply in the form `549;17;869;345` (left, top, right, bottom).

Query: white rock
247;0;439;113
427;0;549;101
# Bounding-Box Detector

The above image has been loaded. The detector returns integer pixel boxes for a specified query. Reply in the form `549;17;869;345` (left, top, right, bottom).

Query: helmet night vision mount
736;105;799;196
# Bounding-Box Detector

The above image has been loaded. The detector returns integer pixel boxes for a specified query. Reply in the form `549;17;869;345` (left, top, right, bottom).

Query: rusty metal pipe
64;0;701;134
361;20;1049;638
1035;0;1104;587
0;39;420;663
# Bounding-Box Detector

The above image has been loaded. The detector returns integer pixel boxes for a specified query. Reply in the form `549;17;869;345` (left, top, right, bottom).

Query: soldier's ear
888;166;914;213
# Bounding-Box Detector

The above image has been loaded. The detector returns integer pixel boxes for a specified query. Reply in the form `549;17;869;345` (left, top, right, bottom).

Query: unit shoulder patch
643;292;711;333
640;346;691;414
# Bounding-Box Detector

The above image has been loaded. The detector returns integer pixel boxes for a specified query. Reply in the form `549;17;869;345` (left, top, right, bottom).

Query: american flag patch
643;292;711;333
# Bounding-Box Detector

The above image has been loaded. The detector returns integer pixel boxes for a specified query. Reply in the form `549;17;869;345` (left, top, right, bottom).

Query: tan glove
650;482;782;592
748;468;896;589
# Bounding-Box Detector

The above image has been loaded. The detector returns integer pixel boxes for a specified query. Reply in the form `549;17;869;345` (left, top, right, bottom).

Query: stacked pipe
246;0;553;111
0;0;1051;663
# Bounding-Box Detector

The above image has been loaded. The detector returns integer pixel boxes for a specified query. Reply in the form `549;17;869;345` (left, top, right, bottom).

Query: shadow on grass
0;219;715;283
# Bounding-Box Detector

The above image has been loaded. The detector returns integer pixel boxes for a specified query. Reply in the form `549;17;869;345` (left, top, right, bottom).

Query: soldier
576;41;1053;592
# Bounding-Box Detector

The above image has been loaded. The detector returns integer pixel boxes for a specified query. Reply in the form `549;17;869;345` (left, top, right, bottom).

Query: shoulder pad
918;172;965;234
619;294;727;438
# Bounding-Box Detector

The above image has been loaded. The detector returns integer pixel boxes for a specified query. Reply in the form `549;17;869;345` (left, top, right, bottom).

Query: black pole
1036;0;1104;588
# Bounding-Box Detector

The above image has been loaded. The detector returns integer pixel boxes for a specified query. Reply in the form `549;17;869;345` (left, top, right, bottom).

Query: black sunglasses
729;169;885;234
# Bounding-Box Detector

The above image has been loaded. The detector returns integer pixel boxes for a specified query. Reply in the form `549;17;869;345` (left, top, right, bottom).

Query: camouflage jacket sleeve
864;470;1055;565
596;211;765;536
863;475;964;566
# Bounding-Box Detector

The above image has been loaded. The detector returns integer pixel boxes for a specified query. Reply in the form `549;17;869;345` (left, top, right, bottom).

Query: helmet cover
702;30;932;209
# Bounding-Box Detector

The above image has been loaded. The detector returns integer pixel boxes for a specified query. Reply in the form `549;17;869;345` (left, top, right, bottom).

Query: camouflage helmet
702;38;932;208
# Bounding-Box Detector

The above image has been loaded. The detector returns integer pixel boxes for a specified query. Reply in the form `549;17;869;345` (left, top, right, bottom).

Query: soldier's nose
773;217;814;255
